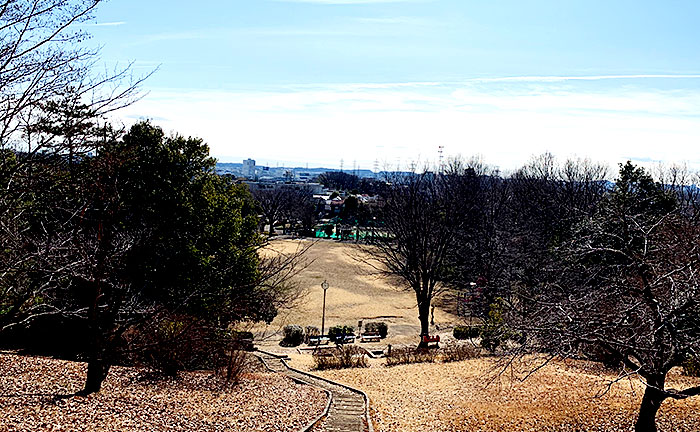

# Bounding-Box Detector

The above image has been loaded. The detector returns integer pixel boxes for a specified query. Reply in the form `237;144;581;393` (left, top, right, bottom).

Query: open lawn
257;238;460;347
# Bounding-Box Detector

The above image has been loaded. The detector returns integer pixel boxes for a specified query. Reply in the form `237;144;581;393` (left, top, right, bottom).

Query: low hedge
453;325;481;340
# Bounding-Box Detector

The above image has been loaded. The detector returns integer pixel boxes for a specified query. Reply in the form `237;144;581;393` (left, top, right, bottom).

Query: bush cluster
328;325;355;342
440;343;478;363
582;344;623;369
683;356;700;377
313;345;368;370
280;325;304;347
385;346;438;366
478;298;524;352
126;316;249;382
453;325;481;340
304;326;320;344
364;321;388;338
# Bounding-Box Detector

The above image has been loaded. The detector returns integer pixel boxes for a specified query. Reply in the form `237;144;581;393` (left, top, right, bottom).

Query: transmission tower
438;145;445;174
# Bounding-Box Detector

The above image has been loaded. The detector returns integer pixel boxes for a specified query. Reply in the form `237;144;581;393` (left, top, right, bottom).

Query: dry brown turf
0;352;326;432
262;239;700;431
311;356;700;432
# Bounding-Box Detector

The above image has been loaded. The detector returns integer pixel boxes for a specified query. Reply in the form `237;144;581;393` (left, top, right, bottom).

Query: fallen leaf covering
313;356;700;432
0;352;326;432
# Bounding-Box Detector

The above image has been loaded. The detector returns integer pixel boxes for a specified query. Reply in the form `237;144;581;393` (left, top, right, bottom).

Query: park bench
360;331;381;343
421;334;440;348
308;335;330;346
338;333;356;344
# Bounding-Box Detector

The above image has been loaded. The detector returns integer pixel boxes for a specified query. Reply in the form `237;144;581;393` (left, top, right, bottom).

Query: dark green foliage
319;172;359;191
0;121;292;394
328;325;355;342
323;224;334;237
281;325;304;347
110;122;266;323
313;345;368;370
453;325;482;340
364;321;388;338
480;298;509;352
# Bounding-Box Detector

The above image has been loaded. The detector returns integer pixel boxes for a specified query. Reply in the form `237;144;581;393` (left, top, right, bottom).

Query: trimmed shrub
385;346;438;367
364;321;388;338
304;326;320;344
280;325;304;347
453;325;481;340
440;343;478;363
582;343;623;369
313;345;368;370
127;316;248;380
683;356;700;377
480;298;509;352
328;325;355;343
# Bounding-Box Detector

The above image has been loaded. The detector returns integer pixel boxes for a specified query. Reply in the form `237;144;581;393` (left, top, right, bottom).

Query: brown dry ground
0;352;326;432
259;239;700;431
311;356;700;432
256;238;460;348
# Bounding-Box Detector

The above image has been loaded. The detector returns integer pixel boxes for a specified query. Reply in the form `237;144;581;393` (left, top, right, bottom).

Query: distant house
245;180;324;195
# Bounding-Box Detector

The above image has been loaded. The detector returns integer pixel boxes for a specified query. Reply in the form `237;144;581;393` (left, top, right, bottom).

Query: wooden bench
360;332;381;343
308;336;330;346
337;334;356;344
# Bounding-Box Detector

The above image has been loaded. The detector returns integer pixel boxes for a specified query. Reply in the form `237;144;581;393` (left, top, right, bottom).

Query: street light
320;280;329;339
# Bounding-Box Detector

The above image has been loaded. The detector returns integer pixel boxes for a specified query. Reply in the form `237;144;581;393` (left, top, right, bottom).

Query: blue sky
88;0;700;172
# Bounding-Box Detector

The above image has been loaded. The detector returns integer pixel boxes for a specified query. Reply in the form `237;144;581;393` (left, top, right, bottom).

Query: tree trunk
635;374;667;432
417;296;430;347
81;357;110;395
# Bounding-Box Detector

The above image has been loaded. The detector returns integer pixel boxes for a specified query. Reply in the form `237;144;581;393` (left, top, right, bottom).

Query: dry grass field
264;239;700;431
257;238;460;346
311;356;700;432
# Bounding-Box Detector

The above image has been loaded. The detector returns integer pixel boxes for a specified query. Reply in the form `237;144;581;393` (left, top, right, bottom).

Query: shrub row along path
255;350;371;432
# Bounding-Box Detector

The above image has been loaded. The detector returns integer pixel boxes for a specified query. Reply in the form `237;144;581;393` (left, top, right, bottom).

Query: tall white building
243;158;256;178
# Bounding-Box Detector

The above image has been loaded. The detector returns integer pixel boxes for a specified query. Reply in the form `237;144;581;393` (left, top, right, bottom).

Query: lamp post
321;280;329;338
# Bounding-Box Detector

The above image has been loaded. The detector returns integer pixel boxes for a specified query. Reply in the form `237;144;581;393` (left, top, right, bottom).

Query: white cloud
468;74;700;83
114;79;700;173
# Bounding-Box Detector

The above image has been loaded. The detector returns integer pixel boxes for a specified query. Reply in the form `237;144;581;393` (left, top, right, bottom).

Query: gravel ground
0;352;327;432
310;356;700;432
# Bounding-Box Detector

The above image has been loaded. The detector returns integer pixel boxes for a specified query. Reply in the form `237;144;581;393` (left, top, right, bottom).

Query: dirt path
255;350;371;432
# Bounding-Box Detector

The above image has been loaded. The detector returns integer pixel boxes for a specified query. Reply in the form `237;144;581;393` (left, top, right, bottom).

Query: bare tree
516;162;700;432
364;164;484;345
0;0;148;336
250;185;293;235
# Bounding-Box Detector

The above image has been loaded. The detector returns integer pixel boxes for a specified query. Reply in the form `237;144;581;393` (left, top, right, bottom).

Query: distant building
297;172;313;182
245;181;324;195
243;159;256;178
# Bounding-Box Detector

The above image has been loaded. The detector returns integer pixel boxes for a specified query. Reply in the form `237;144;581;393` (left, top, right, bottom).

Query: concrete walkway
255;350;372;432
